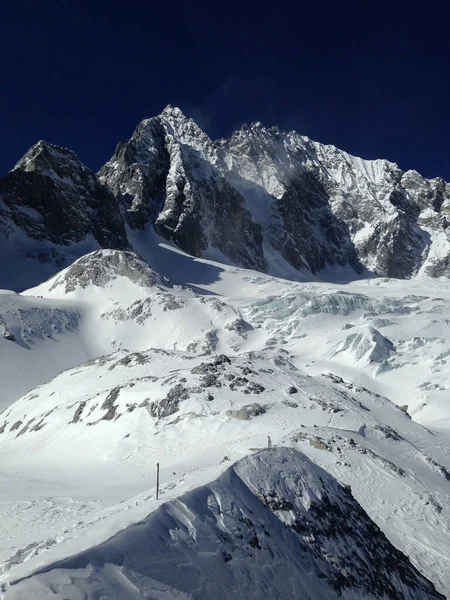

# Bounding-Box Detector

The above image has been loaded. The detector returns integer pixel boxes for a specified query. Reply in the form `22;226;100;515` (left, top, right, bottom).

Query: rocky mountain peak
0;142;129;290
97;109;450;279
157;104;213;152
12;140;87;177
3;107;450;290
159;103;186;119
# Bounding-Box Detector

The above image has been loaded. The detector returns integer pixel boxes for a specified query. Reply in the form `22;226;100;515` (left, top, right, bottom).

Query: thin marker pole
156;462;160;500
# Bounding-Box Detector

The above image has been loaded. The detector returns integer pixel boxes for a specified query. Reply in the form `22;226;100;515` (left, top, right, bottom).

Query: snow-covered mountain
100;105;450;280
0;141;128;290
0;248;253;409
2;111;450;599
2;106;450;290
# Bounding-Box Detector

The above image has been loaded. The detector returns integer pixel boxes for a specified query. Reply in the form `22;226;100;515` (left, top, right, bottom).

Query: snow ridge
5;449;444;600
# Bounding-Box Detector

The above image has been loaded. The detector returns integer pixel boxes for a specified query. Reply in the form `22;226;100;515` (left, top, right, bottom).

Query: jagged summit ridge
12;140;84;174
99;106;450;279
2;106;450;290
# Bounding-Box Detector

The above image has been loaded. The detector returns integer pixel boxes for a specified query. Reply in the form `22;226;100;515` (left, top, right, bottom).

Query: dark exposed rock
374;424;404;441
70;401;87;424
244;382;265;394
224;318;252;337
398;404;411;418
239;366;254;376
148;384;190;419
199;374;221;388
30;419;45;432
282;400;299;408
229;376;249;390
191;355;231;376
108;352;152;370
202;330;219;355
16;420;33;437
101;387;121;421
226;403;266;420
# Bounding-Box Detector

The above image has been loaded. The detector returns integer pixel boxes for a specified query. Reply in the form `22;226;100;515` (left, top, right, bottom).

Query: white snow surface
4;449;445;599
1;240;450;598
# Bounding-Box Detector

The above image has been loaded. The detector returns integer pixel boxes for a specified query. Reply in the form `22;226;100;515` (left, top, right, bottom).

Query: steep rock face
98;117;170;230
100;107;450;279
220;124;364;274
302;141;450;278
4;108;450;285
7;449;444;599
99;107;266;271
2;141;128;248
219;125;450;278
0;141;129;289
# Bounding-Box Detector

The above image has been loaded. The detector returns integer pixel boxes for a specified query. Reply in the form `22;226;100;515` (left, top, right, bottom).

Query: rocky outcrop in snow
44;249;166;294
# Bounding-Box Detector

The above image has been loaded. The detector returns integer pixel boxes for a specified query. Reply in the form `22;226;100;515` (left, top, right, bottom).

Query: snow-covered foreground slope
4;449;444;600
1;242;450;597
1;346;450;595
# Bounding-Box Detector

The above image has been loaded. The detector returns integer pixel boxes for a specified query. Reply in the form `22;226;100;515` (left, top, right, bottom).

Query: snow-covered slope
4;449;444;600
6;241;450;427
0;289;91;409
0;248;253;409
1;340;450;595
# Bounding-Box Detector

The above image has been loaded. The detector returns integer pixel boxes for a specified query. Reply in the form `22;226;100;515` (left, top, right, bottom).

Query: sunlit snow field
1;236;450;597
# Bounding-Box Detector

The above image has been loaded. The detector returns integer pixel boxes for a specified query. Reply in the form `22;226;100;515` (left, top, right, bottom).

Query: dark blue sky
2;1;450;179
